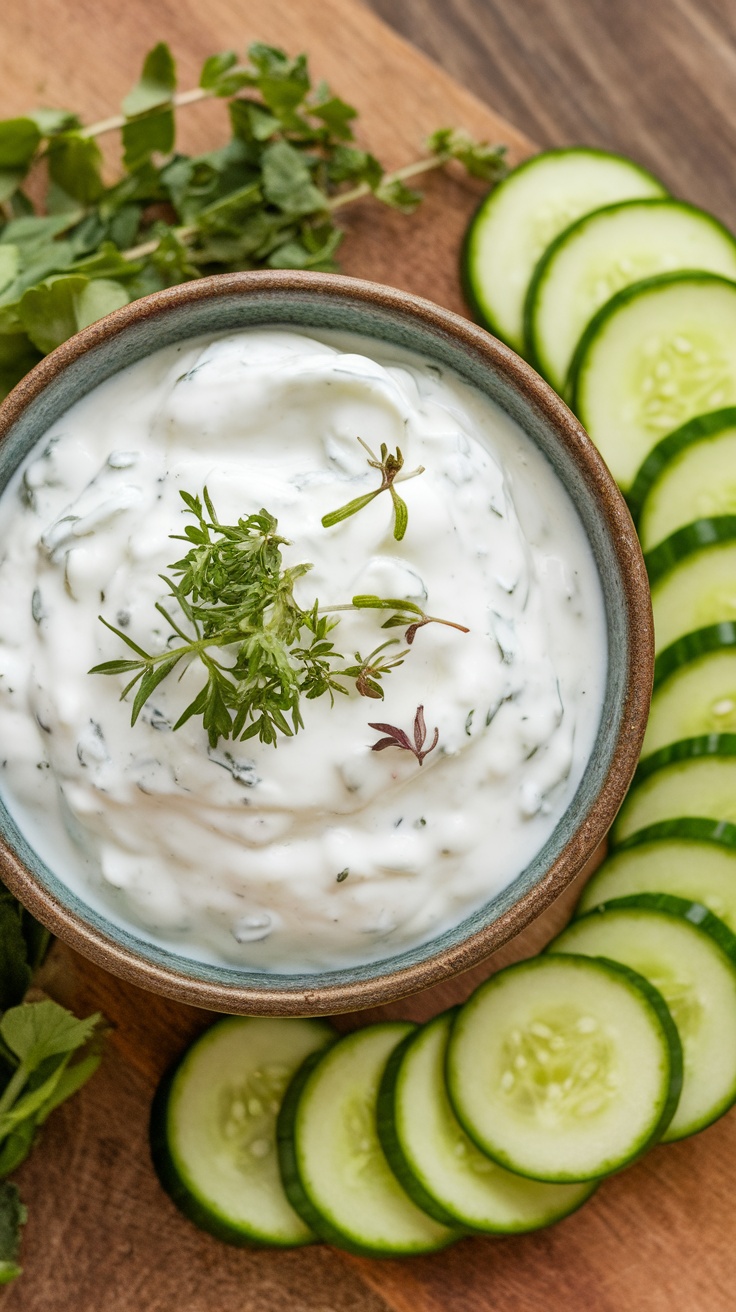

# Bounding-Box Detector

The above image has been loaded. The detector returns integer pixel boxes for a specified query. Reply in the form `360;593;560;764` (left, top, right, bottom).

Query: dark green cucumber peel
627;407;736;523
581;893;736;964
645;516;736;586
275;1049;339;1249
149;1058;307;1249
522;197;730;380
276;1039;457;1258
375;1013;467;1230
448;954;683;1181
632;733;736;788
614;818;736;853
567;270;736;416
461;146;664;348
654;623;736;690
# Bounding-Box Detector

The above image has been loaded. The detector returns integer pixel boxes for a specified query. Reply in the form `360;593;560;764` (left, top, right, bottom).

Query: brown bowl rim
0;270;653;1014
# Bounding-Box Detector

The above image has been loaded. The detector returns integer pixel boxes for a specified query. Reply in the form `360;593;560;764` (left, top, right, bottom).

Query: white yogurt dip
0;328;607;971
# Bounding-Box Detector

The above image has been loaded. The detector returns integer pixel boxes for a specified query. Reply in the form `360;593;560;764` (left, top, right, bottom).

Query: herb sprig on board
92;488;467;747
0;885;104;1283
0;41;508;399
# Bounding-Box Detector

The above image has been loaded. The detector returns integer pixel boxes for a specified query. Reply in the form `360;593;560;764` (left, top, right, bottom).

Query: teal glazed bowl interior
0;271;653;1015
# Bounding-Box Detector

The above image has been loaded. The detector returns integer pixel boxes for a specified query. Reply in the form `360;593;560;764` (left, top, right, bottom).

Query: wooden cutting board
1;2;735;1308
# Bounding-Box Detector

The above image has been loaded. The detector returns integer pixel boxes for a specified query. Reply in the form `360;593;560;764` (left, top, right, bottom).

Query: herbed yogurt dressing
0;327;606;971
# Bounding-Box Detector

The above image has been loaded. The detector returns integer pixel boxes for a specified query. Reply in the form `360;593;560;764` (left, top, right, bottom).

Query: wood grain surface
1;1;735;1309
365;0;736;232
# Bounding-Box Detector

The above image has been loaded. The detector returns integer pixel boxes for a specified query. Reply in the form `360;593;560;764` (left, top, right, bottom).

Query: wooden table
2;1;735;1309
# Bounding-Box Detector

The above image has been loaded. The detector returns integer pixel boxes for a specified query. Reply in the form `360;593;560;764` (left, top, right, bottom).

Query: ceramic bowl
0;271;652;1014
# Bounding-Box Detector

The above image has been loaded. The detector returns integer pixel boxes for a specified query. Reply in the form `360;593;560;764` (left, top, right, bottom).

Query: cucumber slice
377;1010;596;1233
525;201;736;395
577;835;736;932
612;735;736;844
277;1023;457;1256
462;147;666;354
549;895;736;1140
628;408;736;548
569;273;736;491
646;515;736;585
644;626;736;755
650;533;736;652
446;955;681;1182
616;817;736;852
149;1016;335;1247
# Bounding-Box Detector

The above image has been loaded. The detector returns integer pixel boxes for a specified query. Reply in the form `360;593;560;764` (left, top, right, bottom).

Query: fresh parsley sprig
0;41;508;399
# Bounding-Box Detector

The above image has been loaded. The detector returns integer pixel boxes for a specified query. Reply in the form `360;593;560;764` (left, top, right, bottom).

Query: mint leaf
0;1000;101;1068
0;247;19;298
47;133;104;205
328;145;383;188
27;108;81;137
122;106;174;170
426;127;508;182
312;96;356;141
248;44;310;123
199;50;237;89
18;275;128;353
261;141;326;216
0;119;41;170
0;1181;25;1284
122;42;176;117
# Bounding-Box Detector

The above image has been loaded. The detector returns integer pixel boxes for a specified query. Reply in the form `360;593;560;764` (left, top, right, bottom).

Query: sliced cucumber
377;1010;596;1233
569;273;736;491
462;148;666;354
616;817;736;852
650;534;736;652
646;515;736;585
525;200;736;395
446;955;681;1182
628;408;736;548
149;1016;334;1247
577;833;736;932
549;895;736;1140
612;735;736;844
277;1023;457;1256
644;626;736;755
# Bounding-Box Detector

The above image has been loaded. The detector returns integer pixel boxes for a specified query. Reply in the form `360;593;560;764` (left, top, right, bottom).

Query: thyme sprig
91;489;444;747
351;594;470;644
369;705;439;766
321;438;425;540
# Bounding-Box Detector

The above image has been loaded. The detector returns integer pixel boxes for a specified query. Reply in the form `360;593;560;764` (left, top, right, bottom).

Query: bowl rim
0;269;653;1015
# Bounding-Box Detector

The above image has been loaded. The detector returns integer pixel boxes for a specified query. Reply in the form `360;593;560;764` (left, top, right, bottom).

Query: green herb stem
0;1065;27;1121
79;83;230;140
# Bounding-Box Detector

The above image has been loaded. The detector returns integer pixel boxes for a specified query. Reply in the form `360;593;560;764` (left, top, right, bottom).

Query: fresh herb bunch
0;41;508;399
93;489;468;746
0;884;103;1283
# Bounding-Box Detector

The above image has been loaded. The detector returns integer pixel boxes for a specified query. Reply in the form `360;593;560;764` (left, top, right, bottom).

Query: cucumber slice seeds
570;272;736;491
277;1023;456;1256
446;955;681;1182
550;896;736;1140
525;200;736;395
377;1010;596;1233
149;1016;335;1246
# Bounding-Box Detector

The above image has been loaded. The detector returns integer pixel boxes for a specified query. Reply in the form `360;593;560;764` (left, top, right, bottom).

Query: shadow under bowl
0;270;653;1015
